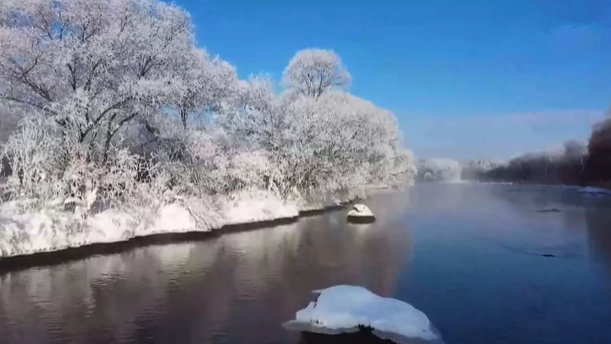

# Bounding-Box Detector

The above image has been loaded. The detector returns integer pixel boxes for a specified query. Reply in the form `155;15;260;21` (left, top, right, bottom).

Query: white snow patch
577;187;611;196
283;285;441;344
0;201;212;257
0;189;307;258
221;189;299;225
0;188;386;258
347;204;374;218
145;203;200;234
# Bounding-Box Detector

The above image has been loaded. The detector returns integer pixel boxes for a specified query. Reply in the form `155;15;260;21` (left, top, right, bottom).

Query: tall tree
0;0;197;163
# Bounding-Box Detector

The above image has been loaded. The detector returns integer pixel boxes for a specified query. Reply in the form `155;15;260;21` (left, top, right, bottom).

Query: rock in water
347;204;376;223
283;285;443;344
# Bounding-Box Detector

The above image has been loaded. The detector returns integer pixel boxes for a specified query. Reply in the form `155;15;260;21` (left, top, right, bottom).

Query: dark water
1;184;611;344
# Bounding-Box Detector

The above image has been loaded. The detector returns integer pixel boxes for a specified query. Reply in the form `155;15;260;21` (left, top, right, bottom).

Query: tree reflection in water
0;191;413;344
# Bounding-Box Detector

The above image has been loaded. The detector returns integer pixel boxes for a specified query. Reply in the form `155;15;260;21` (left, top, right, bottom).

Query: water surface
1;184;611;344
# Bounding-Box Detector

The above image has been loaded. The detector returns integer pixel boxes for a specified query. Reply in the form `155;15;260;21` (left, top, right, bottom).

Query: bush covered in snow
0;0;415;256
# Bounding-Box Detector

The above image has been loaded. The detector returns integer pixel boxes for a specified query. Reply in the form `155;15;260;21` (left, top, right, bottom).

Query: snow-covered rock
347;204;375;223
283;285;442;344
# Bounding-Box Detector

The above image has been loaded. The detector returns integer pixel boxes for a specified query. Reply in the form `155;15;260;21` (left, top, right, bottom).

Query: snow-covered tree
169;48;240;129
224;82;413;199
281;49;351;99
0;0;208;208
0;0;416;218
0;0;198;164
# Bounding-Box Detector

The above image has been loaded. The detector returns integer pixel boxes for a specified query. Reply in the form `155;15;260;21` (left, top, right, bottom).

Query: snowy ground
0;189;302;258
283;285;443;344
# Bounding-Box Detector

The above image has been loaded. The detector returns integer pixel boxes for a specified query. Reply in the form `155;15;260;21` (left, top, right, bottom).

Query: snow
0;189;305;258
221;189;299;225
0;203;138;257
347;204;374;218
577;187;611;196
283;285;441;344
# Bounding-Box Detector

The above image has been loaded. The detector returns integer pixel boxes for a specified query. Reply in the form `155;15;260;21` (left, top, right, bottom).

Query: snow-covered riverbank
0;189;355;258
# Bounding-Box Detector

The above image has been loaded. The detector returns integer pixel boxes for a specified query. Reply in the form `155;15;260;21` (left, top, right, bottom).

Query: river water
1;184;611;344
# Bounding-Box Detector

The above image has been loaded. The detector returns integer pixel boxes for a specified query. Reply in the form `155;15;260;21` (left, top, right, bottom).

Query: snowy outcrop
283;285;442;344
347;204;375;223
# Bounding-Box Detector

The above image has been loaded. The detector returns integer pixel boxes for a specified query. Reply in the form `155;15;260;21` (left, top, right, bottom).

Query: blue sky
174;0;611;161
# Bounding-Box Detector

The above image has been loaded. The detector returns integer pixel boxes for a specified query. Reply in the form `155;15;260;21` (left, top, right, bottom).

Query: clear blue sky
174;0;611;161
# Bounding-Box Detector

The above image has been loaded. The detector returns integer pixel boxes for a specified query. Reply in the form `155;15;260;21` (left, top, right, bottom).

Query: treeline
475;118;611;187
0;0;415;217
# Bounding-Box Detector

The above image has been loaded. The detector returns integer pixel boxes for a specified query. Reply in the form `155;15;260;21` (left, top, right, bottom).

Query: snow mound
347;204;375;223
283;285;442;344
349;204;373;215
577;187;611;196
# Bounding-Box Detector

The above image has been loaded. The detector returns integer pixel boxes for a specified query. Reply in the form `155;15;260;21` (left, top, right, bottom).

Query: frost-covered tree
281;49;351;99
0;0;416;218
0;110;20;143
0;0;199;164
170;49;239;129
225;82;413;199
0;0;211;209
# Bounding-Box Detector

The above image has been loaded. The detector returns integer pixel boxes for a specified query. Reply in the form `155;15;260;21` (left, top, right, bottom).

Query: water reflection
488;184;611;265
0;192;412;344
399;184;611;344
585;208;611;276
2;185;611;344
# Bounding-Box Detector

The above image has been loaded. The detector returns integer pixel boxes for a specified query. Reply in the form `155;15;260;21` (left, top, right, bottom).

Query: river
1;184;611;344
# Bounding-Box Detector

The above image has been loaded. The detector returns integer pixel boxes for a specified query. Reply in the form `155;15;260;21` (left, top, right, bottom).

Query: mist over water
1;185;611;344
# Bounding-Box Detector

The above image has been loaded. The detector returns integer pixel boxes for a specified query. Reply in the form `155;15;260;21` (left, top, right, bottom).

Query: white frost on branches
0;0;416;257
282;49;351;99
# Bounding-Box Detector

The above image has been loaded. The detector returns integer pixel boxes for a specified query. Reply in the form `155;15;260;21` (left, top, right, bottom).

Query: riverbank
0;203;353;273
0;187;369;264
